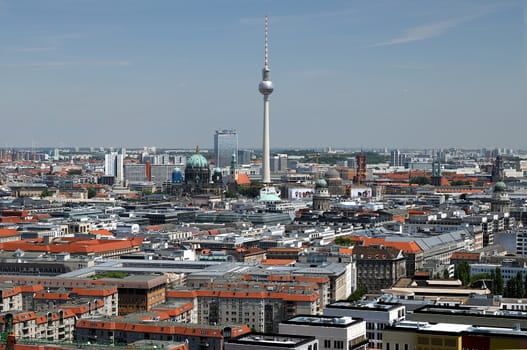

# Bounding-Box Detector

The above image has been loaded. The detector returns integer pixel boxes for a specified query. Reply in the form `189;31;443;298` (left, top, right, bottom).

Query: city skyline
1;0;525;149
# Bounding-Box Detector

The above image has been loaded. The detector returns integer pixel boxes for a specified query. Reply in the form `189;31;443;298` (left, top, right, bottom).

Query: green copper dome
186;153;209;169
494;181;507;192
315;178;328;188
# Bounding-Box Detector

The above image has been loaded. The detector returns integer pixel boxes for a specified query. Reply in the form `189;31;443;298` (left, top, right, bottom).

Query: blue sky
0;0;525;149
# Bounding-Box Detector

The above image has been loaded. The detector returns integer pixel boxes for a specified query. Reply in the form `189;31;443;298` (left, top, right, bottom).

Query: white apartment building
279;315;367;350
324;301;405;350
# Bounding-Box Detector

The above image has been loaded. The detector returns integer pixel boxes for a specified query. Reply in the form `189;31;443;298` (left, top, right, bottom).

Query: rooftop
283;315;361;327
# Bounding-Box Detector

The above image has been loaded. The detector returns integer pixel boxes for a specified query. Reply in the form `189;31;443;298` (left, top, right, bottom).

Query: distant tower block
431;157;442;186
354;153;367;185
491;155;504;182
258;16;274;185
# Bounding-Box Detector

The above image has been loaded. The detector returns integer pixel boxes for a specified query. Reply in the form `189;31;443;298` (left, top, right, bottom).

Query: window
334;340;344;349
431;338;442;346
324;340;331;348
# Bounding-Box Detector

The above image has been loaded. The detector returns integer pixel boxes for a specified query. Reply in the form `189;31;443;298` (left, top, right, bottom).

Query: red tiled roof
348;236;423;253
261;259;296;266
236;174;251;185
450;252;481;260
90;229;113;236
0;228;19;237
0;237;143;254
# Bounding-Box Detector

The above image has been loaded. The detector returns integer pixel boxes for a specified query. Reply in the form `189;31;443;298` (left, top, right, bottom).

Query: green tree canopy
454;261;471;286
409;176;431;185
87;188;97;198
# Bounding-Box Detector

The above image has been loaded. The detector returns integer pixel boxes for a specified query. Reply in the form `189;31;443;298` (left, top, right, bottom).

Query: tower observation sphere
259;79;273;96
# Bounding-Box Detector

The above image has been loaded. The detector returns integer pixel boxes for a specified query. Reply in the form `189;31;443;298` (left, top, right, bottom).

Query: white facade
226;334;318;350
323;301;405;349
516;229;527;256
279;315;367;350
104;152;124;183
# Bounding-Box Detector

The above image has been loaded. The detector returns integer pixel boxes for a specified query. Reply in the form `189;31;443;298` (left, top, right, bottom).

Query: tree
409;176;431;185
348;285;367;301
87;188;97;199
442;269;450;279
334;237;356;246
238;181;262;198
516;272;524;298
224;190;238;199
504;277;517;298
450;180;471;186
454;261;471;286
40;189;52;198
470;273;490;284
495;267;504;295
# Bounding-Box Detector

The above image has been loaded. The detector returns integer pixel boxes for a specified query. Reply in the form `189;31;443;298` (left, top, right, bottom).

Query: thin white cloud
2;33;83;54
372;17;467;47
371;6;496;47
390;63;434;70
14;47;56;52
0;60;131;70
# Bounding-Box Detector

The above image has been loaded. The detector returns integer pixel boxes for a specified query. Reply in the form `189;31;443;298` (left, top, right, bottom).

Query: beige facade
3;310;76;341
0;285;23;312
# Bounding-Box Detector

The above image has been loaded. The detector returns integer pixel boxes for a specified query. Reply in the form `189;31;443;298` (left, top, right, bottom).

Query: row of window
323;339;344;349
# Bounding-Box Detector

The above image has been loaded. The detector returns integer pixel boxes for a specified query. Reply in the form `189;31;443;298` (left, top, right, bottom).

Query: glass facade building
214;129;238;168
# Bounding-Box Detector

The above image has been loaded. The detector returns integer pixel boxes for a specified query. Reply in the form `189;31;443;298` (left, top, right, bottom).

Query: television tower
259;16;274;185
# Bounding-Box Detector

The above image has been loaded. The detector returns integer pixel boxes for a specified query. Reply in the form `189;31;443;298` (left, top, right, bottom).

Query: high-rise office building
390;149;402;167
104;151;124;184
214;129;238;168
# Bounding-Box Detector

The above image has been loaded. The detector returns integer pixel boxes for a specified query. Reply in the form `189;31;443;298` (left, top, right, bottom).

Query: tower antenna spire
264;15;269;70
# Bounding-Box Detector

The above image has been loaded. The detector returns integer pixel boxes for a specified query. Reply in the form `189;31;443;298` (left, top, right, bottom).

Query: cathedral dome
325;168;340;179
186;153;209;169
315;178;328;188
494;181;507;193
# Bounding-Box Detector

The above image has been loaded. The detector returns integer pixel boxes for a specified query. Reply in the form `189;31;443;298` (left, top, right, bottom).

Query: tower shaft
262;97;271;184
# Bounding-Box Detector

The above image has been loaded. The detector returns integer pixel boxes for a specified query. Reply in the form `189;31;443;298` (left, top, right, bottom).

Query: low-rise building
407;304;527;329
0;284;24;312
75;313;250;350
383;320;527;350
226;333;318;350
279;315;368;350
167;282;320;333
324;301;405;350
352;245;406;293
0;310;76;341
